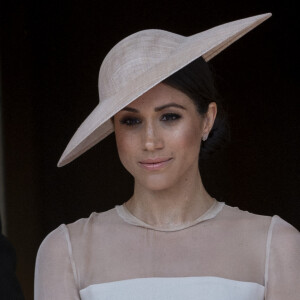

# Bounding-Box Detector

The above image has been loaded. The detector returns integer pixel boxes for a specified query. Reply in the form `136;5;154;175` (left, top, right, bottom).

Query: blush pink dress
34;201;300;299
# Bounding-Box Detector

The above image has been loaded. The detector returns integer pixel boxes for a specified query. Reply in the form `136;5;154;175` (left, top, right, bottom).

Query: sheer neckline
115;200;225;232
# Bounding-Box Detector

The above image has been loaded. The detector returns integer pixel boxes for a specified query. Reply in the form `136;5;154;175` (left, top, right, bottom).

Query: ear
202;102;217;140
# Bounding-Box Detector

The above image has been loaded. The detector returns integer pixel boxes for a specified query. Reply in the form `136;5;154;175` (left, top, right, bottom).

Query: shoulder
219;204;299;246
66;207;121;239
221;204;299;234
266;216;300;273
264;216;300;297
218;205;299;247
219;204;272;231
38;207;119;255
268;215;300;254
36;224;70;262
270;215;299;235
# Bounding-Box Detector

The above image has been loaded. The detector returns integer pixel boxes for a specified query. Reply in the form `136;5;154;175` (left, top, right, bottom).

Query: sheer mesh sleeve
34;224;80;299
265;216;300;299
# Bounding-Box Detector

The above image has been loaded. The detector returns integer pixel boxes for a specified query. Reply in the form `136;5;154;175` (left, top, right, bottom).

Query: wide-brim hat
58;13;271;167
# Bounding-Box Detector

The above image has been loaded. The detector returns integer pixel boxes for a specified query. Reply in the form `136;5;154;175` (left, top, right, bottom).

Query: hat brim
58;13;271;167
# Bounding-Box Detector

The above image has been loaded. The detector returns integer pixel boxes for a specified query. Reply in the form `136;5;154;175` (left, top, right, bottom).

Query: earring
202;134;208;142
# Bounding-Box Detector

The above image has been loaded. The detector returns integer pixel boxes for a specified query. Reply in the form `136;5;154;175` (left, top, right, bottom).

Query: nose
142;121;163;151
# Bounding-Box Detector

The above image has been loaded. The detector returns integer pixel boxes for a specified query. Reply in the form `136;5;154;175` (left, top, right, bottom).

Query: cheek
115;129;137;171
168;122;202;156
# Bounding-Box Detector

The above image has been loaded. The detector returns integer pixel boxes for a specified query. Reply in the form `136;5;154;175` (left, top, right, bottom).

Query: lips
139;158;173;171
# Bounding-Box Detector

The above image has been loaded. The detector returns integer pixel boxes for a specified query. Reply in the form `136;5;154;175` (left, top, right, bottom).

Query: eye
120;117;141;126
161;113;181;121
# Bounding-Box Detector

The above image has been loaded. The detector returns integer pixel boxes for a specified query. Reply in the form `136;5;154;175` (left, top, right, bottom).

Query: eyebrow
121;103;186;113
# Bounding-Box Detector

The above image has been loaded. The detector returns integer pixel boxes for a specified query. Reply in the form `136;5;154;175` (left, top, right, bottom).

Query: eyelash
161;113;181;121
120;118;141;126
120;113;181;126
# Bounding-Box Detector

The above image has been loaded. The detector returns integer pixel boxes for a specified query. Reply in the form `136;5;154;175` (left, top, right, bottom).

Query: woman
35;13;300;299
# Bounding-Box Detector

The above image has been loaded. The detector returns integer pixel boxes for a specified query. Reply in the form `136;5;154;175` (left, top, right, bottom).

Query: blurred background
0;0;299;298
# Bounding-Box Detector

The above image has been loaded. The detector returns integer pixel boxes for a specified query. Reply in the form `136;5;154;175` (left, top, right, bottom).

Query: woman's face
114;83;215;191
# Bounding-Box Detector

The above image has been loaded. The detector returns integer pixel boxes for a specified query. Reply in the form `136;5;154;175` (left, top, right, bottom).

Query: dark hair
162;57;230;159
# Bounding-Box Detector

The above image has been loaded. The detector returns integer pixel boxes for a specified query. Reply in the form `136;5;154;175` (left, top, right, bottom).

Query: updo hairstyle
162;57;230;158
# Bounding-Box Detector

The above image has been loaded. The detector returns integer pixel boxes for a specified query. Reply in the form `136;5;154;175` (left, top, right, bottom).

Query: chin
137;174;176;191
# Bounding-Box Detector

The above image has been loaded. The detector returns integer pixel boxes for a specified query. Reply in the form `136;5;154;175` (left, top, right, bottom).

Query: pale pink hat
58;13;271;167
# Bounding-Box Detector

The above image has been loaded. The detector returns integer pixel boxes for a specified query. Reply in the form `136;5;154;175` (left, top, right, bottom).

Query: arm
265;216;300;299
34;224;81;299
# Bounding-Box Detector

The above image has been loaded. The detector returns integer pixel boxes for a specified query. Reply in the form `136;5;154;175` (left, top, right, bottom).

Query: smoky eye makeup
160;112;182;121
119;116;141;126
118;111;183;126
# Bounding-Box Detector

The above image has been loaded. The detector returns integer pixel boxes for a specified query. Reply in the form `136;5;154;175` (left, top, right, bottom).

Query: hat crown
98;30;184;102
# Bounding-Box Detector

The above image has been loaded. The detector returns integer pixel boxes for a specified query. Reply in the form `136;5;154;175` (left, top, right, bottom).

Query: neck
125;167;214;228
